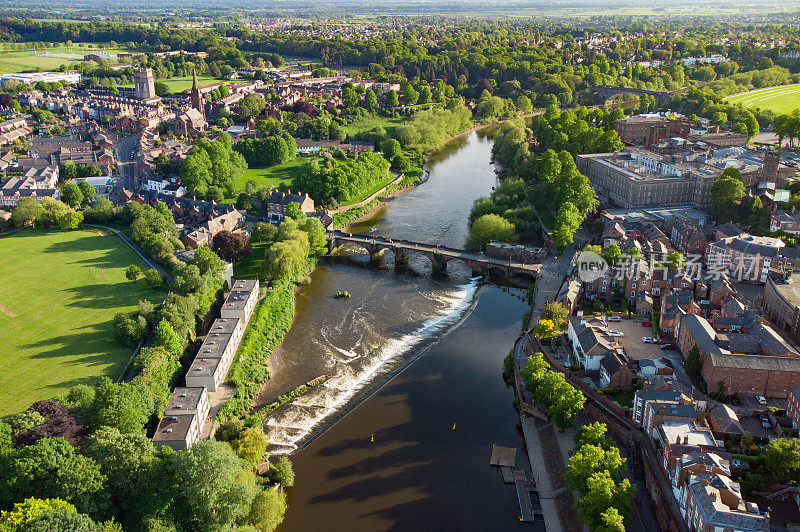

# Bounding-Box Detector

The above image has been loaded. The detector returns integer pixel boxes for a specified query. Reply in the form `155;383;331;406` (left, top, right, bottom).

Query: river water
258;132;544;530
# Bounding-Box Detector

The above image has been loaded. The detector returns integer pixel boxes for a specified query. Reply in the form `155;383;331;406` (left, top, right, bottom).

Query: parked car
729;394;740;405
760;415;771;429
642;321;652;327
659;344;674;350
756;395;767;405
608;330;624;337
642;337;658;344
660;357;673;368
607;316;621;322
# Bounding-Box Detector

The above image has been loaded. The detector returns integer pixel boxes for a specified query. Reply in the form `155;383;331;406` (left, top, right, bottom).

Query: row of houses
152;279;260;450
632;377;770;530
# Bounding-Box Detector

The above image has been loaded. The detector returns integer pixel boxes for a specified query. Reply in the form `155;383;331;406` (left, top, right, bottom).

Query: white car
608;330;624;337
607;316;621;322
642;337;658;344
756;395;767;405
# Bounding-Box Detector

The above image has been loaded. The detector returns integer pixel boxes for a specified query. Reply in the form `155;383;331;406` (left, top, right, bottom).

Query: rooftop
165;387;206;415
152;413;196;442
660;420;719;448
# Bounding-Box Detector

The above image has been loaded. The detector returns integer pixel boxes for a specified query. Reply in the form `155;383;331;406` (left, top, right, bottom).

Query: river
258;132;544;530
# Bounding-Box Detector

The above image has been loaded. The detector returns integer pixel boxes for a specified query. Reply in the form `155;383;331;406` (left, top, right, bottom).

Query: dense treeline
291;151;390;206
235;133;297;168
180;134;248;200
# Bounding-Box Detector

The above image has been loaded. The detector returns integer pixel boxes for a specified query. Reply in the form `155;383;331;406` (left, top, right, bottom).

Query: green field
229;156;321;197
0;43;137;74
339;115;403;137
0;229;166;415
233;241;268;280
120;74;247;94
725;84;800;114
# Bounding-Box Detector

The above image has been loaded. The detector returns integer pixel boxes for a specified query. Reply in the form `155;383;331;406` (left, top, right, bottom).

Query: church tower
190;67;205;119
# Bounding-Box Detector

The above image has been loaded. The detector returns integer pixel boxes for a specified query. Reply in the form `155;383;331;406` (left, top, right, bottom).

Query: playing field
0;43;137;74
0;229;166;415
725;84;800;114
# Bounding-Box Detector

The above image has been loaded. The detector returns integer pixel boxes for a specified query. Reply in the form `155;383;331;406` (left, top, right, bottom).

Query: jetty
490;444;542;524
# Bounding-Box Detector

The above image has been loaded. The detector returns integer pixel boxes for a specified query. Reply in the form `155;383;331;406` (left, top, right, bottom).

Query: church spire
190;66;205;120
192;66;199;91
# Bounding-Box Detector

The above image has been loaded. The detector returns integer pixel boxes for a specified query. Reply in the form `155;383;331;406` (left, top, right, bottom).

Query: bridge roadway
326;231;541;276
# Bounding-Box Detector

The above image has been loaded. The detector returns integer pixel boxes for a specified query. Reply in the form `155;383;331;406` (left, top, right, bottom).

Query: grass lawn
0;43;138;74
339;115;403;137
0;228;166;415
233;241;269;280
121;74;247;94
229;156;321;197
338;173;393;207
725;84;800;114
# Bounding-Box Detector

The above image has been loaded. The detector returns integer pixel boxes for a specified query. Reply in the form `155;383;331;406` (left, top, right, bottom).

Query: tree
553;201;582;252
113;313;146;347
685;344;702;379
385;89;399;108
82;426;155;524
125;265;142;282
418;86;432;105
710;172;744;223
665;251;685;272
541;301;569;328
144;269;164;290
268;456;295;487
83;378;154;434
154;81;169;97
575;470;633;529
77;180;96;204
230;427;268;467
0;438;108;515
765;438;800;483
402;84;419;106
711;111;728;126
212;231;252;263
173;440;258;530
342;85;358;110
596;507;626;532
533;319;558;340
237;95;266;120
55;210;83;230
382;139;402;159
61;183;84;207
363;88;378;112
251;222;277;243
0;497;78;530
245;489;286;532
575;422;614;451
256;118;281;138
391;154;411;173
154;319;182;355
61;161;78;181
12;198;43;227
467;213;517;250
602;244;621;267
565;444;626;493
285;202;306;222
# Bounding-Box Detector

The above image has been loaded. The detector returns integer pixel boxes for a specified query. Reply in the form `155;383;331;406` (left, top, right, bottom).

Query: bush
144;268;164;290
113;313;147;348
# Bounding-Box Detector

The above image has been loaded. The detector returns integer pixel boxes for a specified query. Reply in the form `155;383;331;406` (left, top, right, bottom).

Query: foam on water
264;278;481;454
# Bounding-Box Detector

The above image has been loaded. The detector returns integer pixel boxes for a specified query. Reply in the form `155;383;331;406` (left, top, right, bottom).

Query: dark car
660;344;674;350
760;415;771;429
729;394;740;405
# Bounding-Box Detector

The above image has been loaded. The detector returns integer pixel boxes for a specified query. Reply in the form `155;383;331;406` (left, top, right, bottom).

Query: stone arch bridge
588;85;673;107
326;231;540;278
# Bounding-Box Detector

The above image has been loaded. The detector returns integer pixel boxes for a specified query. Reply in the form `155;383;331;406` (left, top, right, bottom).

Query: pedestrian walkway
521;416;564;532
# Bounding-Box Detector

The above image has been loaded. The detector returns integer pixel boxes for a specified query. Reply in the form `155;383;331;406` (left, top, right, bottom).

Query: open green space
233;241;268;280
0;42;138;74
339;115;403;137
230;156;321;196
0;228;166;415
725;84;800;114
122;74;248;94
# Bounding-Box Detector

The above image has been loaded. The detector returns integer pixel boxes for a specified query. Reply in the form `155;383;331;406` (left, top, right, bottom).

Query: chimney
660;404;666;414
683;435;688;444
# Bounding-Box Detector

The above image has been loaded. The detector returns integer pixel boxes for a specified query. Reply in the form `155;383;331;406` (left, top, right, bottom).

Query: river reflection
262;131;544;530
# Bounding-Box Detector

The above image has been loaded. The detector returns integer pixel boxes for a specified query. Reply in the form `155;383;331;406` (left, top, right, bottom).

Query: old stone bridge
588;85;674;106
326;231;540;277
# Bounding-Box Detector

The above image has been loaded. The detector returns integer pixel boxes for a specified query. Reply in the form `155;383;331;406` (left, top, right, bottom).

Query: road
115;133;139;192
329;231;542;274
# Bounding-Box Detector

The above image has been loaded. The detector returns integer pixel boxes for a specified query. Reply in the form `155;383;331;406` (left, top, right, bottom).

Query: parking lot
604;316;666;360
